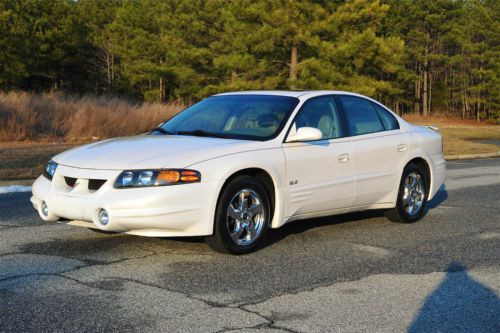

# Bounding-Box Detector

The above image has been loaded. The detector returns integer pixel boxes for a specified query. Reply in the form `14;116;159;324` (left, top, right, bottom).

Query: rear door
336;95;409;207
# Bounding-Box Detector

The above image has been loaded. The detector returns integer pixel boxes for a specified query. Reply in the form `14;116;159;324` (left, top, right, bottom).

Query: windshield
156;95;299;141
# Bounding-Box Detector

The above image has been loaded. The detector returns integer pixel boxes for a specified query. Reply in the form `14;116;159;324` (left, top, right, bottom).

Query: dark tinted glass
373;103;399;130
161;95;299;140
338;96;384;136
294;96;343;139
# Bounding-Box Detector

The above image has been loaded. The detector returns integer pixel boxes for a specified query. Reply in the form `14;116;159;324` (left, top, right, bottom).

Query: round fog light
41;201;49;217
98;209;109;225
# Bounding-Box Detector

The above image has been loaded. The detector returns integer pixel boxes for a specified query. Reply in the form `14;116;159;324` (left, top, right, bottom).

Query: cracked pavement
0;158;499;332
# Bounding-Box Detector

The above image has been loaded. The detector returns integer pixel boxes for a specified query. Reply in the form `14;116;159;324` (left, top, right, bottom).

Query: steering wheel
258;114;279;128
260;120;277;128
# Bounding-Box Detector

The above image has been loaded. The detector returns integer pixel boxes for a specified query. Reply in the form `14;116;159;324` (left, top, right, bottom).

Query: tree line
0;0;498;120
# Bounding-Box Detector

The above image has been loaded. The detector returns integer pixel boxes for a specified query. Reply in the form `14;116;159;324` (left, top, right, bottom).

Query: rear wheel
386;163;428;223
205;176;270;254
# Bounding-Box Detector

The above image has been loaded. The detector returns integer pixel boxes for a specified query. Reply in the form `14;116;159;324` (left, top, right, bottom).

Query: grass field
0;142;82;181
1;120;498;182
404;115;500;156
439;127;499;155
0;92;184;141
1;92;497;183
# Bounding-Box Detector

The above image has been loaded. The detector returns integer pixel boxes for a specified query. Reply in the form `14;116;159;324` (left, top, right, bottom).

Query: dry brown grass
0;142;81;180
0;92;186;142
0;99;498;181
403;113;499;127
402;113;500;155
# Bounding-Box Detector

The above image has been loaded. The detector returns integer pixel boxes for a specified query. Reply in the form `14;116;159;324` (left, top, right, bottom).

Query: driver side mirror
286;126;323;142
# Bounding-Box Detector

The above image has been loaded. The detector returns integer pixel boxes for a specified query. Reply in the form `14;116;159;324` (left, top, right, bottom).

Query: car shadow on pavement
260;184;449;251
408;262;500;333
426;184;448;210
261;209;386;249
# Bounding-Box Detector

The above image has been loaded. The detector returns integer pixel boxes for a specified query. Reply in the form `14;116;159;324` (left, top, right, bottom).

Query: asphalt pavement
0;158;499;332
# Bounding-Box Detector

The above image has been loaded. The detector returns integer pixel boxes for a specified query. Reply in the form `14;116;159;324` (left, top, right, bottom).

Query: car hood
54;135;259;170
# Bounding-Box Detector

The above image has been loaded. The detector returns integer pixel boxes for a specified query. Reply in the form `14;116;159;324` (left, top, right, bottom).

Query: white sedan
31;91;446;254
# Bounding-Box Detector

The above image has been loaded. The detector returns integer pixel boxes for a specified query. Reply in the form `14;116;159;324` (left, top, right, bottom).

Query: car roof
215;90;368;99
213;90;409;129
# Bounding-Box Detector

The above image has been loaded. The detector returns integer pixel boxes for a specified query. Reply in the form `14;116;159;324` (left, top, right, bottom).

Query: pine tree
298;0;405;105
0;0;497;119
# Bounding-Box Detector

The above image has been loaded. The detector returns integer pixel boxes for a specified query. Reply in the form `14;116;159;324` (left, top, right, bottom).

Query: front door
282;96;355;217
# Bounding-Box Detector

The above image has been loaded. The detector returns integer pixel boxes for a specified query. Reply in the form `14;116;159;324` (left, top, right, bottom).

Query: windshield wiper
150;128;230;139
150;127;175;135
175;130;230;139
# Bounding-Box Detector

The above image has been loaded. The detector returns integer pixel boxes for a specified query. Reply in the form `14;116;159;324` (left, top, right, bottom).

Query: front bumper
31;165;218;237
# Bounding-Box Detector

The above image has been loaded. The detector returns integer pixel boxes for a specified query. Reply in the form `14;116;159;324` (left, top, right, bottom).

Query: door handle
338;154;350;163
397;144;408;152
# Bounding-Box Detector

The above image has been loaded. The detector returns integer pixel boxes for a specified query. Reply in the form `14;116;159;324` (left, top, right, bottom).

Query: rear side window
373;103;399;130
338;96;384;136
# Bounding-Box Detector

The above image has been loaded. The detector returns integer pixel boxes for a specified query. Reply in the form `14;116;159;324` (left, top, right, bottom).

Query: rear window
338;96;384;136
373;103;399;130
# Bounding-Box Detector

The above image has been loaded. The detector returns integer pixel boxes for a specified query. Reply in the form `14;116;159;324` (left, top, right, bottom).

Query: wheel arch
216;167;277;224
405;157;432;195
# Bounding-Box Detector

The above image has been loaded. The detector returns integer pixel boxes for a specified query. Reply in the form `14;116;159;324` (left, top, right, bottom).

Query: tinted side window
294;96;343;140
338;96;384;136
373;103;399;130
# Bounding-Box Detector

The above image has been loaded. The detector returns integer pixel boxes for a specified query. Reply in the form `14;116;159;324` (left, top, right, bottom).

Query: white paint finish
32;173;219;236
286;126;323;142
216;90;311;97
53;135;259;170
350;130;409;207
187;147;287;229
283;138;355;217
31;90;446;237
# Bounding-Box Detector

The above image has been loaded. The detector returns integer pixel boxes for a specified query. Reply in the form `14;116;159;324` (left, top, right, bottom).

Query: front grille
64;177;77;187
88;179;107;191
64;176;107;191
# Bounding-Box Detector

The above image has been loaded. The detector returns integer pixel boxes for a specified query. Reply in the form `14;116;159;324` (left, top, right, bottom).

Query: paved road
1;158;499;332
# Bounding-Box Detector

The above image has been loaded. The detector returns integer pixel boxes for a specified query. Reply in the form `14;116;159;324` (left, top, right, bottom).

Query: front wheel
205;176;271;254
386;163;428;223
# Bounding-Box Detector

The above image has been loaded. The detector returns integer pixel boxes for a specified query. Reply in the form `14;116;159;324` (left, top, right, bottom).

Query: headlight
114;169;201;188
43;160;58;180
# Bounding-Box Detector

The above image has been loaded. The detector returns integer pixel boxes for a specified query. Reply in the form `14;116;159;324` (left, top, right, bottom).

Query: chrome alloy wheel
402;172;425;216
226;188;266;245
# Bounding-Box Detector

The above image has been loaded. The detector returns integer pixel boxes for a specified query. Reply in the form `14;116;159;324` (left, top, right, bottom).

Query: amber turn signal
180;170;201;182
155;169;201;185
157;170;181;183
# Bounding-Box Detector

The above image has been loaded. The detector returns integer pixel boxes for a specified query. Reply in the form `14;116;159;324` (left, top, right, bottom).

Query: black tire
205;175;271;254
386;162;429;223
